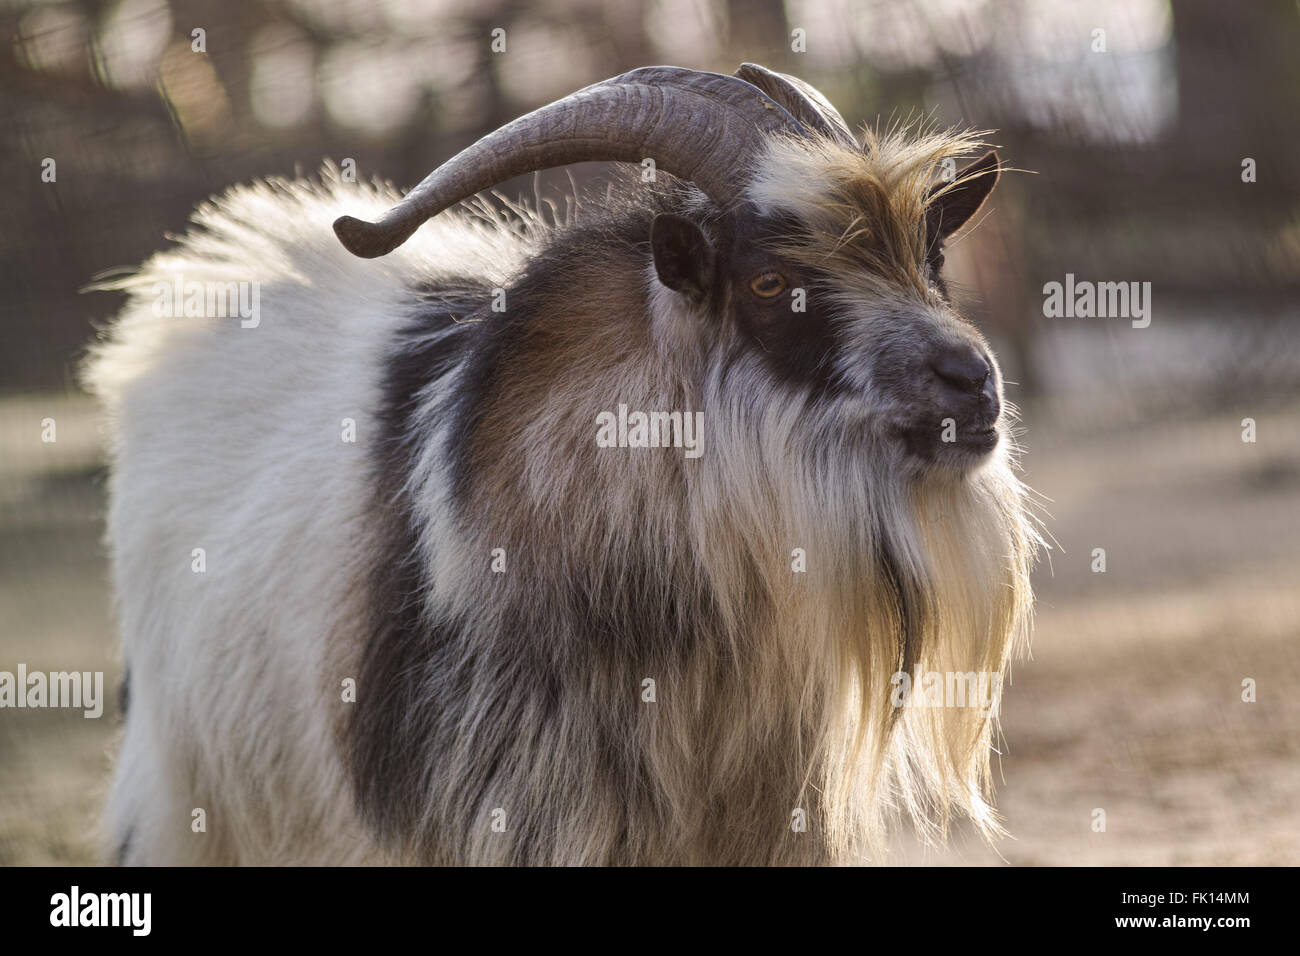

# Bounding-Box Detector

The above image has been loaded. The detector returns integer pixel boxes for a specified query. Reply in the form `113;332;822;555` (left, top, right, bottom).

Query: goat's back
84;171;523;864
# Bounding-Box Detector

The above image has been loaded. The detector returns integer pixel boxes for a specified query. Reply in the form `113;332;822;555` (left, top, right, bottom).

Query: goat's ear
925;150;1000;253
651;213;715;303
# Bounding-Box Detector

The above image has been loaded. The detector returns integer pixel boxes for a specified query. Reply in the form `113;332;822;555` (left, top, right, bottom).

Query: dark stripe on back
345;279;482;846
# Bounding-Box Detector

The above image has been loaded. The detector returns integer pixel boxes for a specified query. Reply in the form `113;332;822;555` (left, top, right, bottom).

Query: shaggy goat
86;64;1039;865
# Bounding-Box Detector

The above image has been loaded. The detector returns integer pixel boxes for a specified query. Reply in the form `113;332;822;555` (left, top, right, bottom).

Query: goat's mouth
965;424;1000;449
896;417;1001;466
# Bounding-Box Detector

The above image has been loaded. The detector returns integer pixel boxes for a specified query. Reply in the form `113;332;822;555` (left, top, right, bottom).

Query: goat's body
90;174;520;863
91;155;1036;865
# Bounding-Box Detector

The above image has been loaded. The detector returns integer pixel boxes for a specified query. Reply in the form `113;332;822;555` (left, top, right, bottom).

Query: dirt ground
1;393;1297;866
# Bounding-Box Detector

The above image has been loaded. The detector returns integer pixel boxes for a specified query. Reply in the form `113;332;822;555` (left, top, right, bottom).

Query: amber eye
749;272;787;298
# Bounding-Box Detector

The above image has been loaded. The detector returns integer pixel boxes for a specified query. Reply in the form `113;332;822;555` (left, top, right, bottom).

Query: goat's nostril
929;345;990;395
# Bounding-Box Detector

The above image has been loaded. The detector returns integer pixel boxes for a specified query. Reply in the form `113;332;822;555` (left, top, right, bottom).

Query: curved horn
334;66;808;258
733;63;856;148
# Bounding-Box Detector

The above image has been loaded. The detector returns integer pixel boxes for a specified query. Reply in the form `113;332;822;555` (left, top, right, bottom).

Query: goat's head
336;63;1006;477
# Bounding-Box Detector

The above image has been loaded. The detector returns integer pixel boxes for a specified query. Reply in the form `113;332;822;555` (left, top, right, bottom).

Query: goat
85;64;1039;865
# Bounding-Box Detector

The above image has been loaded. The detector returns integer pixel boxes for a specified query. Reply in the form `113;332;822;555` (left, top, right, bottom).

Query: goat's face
650;146;1006;476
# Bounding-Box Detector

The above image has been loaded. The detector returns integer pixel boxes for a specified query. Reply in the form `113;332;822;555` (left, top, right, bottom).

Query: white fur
86;169;525;863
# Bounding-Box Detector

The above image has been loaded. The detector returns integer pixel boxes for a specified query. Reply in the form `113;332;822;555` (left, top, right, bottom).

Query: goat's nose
929;344;990;396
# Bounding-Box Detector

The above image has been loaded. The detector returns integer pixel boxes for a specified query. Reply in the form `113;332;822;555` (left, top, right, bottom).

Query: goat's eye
749;272;787;298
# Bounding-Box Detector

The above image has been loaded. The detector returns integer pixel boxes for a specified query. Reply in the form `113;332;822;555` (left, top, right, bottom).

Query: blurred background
1;0;1297;864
